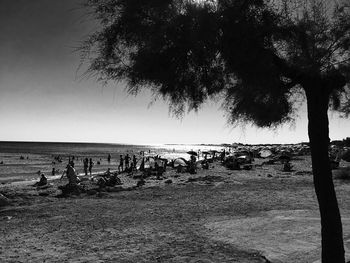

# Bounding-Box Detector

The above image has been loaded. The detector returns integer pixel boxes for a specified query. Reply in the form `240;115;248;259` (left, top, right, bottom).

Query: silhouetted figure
33;173;47;187
132;155;137;169
107;154;111;163
125;154;130;169
61;164;79;185
89;158;94;175
118;155;124;172
68;157;75;167
83;158;89;176
201;160;209;169
188;155;197;174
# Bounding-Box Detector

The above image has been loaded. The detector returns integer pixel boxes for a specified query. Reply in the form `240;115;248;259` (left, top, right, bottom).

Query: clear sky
0;0;349;145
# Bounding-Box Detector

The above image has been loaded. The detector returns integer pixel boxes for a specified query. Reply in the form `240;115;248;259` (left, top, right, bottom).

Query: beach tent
259;149;273;158
173;157;188;167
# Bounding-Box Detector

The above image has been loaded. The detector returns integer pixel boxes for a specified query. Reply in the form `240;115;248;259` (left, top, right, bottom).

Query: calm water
0;141;224;183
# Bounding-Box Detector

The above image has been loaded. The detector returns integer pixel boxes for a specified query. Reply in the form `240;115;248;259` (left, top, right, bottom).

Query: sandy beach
1;155;350;263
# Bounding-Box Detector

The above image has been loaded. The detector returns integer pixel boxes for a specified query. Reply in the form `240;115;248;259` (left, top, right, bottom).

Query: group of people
117;154;137;172
83;158;94;176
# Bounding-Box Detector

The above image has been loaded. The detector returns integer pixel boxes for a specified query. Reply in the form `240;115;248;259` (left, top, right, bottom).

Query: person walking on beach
83;158;89;176
88;158;94;175
107;154;111;163
118;155;124;172
125;154;130;169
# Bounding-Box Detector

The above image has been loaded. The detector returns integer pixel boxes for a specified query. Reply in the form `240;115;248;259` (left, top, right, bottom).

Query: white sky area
0;0;349;145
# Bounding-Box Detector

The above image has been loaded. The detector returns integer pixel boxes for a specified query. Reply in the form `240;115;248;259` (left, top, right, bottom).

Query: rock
164;179;173;184
267;174;273;178
0;193;10;207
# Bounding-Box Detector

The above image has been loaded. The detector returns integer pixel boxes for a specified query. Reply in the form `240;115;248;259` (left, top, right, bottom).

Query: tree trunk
305;87;345;263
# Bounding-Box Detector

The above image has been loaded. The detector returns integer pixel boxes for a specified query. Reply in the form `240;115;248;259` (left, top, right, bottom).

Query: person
104;168;112;178
33;173;47;187
118;155;124;172
107;172;121;186
61;164;79;185
283;160;293;172
107;154;111;163
125;154;130;169
190;154;197;163
201;159;209;169
220;150;226;162
88;158;94;175
188;155;197;174
69;157;75;167
51;168;56;176
132;155;137;169
83;158;89;176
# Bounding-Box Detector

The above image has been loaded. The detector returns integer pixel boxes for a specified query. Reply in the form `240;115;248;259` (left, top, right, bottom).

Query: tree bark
305;87;345;263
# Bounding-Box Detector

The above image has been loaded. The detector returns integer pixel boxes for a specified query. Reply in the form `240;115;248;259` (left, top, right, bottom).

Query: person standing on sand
125;154;130;169
83;158;89;176
118;155;124;172
107;154;111;163
89;158;94;175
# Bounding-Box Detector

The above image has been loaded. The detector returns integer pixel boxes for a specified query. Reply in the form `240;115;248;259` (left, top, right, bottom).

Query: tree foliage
82;0;350;126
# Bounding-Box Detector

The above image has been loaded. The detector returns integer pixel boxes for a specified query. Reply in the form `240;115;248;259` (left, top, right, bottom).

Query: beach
1;145;350;263
0;142;223;184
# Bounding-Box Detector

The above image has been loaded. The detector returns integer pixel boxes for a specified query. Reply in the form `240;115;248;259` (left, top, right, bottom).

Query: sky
0;0;349;145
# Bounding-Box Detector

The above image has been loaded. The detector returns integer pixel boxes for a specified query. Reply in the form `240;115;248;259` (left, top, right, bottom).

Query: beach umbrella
187;151;197;156
341;150;350;162
173;158;188;167
259;149;272;158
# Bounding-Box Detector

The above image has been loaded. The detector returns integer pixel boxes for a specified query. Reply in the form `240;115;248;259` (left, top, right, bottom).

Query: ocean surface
0;141;224;183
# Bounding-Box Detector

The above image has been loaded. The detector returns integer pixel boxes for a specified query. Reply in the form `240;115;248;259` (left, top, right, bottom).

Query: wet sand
1;156;350;263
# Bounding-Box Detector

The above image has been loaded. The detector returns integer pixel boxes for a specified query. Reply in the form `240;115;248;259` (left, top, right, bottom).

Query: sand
1;156;350;263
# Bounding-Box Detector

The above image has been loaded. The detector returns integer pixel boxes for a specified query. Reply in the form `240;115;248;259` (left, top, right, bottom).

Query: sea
0;141;225;183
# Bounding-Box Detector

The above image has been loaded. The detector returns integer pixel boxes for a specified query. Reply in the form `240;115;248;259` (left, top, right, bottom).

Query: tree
81;0;350;262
